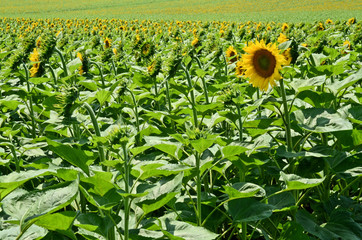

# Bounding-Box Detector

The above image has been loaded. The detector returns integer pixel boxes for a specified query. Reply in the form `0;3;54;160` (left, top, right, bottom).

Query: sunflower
277;33;288;44
235;60;245;76
29;48;41;77
325;18;333;24
343;40;351;50
282;48;292;65
281;23;289;32
347;17;356;25
241;40;287;91
226;46;238;63
104;37;112;49
191;37;199;47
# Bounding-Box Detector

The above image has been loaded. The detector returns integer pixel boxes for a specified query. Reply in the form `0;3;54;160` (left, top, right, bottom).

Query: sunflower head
241;40;287;91
348;17;356;25
104;37;112;49
325;18;333;24
226;46;238;63
281;23;289;32
235;60;245;77
277;33;288;44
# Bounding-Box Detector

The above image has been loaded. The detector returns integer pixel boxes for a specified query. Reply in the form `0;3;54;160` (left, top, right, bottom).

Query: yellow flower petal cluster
241;40;287;91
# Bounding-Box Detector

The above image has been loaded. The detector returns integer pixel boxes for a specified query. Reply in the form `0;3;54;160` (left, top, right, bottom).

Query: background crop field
1;0;362;22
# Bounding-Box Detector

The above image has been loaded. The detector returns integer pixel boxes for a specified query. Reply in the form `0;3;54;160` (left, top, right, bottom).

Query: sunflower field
0;17;361;240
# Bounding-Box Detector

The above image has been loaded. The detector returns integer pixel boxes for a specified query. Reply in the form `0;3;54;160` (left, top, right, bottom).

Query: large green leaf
47;139;90;176
221;145;248;159
35;211;77;240
136;173;183;215
159;219;218;240
280;172;325;190
191;138;215;154
2;179;78;224
222;182;265;199
225;198;274;222
0;169;55;200
279;222;309;240
327;67;362;95
132;160;191;180
296;210;339;240
293;108;353;133
74;213;113;238
0;225;48;240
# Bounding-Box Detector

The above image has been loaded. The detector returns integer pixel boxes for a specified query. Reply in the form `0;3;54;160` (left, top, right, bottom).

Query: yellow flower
104;37;112;48
281;23;288;31
347;17;356;25
29;48;41;77
113;48;118;55
226;46;238;63
325;18;333;24
235;61;245;77
77;52;84;75
191;38;199;47
241;40;287;91
282;48;292;65
343;40;351;50
277;33;288;44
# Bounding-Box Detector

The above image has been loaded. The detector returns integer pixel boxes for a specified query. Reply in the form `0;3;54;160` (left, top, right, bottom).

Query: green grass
1;0;362;22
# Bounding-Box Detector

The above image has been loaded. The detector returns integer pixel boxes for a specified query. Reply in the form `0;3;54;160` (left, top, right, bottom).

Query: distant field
1;0;362;22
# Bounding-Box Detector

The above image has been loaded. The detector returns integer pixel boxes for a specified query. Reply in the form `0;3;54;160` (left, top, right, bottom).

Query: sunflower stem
83;102;106;172
22;63;37;139
54;47;68;77
236;104;243;142
90;62;106;88
196;152;202;226
279;79;292;152
181;64;198;128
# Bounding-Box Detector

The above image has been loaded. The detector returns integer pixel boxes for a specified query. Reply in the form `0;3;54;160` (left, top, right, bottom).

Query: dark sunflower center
252;49;277;78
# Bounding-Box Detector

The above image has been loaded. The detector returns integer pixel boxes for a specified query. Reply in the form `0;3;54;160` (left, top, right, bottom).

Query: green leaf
79;80;98;91
28;77;51;84
74;213;113;238
0;169;56;200
324;210;362;240
0;225;48;240
132;160;191;180
159;219;218;240
279;222;309;240
67;57;82;73
2;179;78;224
47;139;90;176
296;210;339;240
293;108;353;133
221;145;248;159
154;143;180;159
95;89;111;106
280;172;325;190
35;211;77;240
225;198;274;222
137;173;183;215
290;76;327;92
328;67;362;95
191;138;215;154
222;182;265;199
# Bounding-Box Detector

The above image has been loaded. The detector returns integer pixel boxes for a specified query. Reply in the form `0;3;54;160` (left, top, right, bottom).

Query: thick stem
83;103;106;171
165;77;173;113
126;88;140;133
123;144;130;240
22;64;36;139
181;64;198;128
196;152;202;226
279;79;292;152
153;77;160;110
90;62;106;88
45;65;58;90
54;47;68;77
236;105;243;142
